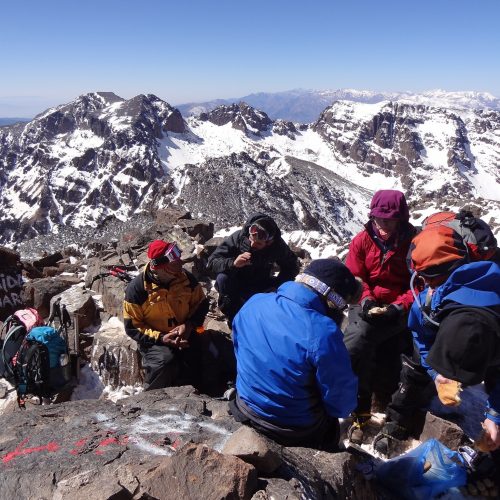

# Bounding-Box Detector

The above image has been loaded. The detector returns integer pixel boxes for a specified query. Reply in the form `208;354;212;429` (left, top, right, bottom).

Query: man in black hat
207;213;299;323
373;226;500;454
229;258;362;450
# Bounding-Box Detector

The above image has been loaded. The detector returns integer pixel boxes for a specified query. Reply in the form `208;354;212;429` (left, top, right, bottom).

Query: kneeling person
123;240;209;391
231;259;362;450
374;226;500;454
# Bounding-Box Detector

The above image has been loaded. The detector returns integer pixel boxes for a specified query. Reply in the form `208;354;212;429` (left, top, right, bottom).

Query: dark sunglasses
150;242;182;267
249;224;273;242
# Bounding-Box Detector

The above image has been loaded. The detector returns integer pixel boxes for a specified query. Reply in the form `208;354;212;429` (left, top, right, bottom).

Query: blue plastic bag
375;439;467;499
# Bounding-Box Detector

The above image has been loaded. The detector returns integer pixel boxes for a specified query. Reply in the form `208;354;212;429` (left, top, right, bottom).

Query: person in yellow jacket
123;240;209;390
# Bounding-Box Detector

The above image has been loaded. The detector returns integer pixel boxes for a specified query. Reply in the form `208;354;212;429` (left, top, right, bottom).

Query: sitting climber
343;190;416;443
123;240;209;391
207;213;299;324
373;224;500;454
230;259;362;450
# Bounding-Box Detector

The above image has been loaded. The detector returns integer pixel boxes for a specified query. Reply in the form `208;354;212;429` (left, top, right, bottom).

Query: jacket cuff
485;407;500;424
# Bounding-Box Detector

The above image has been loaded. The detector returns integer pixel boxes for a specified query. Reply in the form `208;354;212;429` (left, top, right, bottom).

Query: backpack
15;326;70;408
409;223;470;279
0;308;44;380
422;210;497;262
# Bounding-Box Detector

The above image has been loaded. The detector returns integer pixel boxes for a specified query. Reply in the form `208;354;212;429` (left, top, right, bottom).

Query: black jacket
208;214;299;287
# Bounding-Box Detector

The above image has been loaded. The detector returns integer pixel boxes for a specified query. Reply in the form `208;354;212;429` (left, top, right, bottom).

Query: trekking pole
73;313;80;383
61;304;72;346
127;248;140;271
48;298;62;326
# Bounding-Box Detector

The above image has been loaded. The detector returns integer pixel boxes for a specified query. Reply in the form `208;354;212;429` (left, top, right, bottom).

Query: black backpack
14;325;71;408
0;308;44;381
15;339;52;406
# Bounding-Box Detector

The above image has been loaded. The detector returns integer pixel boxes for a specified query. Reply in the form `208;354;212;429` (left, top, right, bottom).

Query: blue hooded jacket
233;281;358;428
409;261;500;423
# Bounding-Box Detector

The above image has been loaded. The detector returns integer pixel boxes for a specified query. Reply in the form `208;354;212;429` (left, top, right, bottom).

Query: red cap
148;240;170;260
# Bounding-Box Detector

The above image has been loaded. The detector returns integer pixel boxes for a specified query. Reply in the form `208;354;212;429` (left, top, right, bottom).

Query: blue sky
1;0;499;117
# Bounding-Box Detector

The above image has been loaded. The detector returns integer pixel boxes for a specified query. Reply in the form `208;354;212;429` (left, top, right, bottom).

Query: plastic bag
375;439;467;499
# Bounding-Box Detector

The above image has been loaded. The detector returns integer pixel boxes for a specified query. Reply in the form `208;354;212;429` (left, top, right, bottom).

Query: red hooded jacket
345;191;416;311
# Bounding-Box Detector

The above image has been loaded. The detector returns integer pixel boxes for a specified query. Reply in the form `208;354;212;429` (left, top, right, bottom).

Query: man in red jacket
344;190;416;443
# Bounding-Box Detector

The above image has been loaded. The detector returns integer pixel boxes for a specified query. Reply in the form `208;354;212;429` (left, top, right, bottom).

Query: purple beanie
369;190;409;222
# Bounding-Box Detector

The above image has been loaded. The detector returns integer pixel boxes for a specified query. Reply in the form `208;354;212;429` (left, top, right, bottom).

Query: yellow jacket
123;264;208;347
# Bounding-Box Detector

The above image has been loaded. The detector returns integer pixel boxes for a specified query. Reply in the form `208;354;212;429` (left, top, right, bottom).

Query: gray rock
90;319;143;388
0;393;240;499
50;285;98;332
252;477;304;499
21;276;81;319
139;442;258;500
280;447;377;499
419;413;467;450
222;426;282;474
33;251;64;270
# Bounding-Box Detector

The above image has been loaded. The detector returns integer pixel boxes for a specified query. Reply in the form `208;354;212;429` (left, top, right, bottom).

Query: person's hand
479;418;500;451
233;252;252;268
380;304;401;323
161;323;192;350
169;323;193;349
435;374;452;386
360;299;377;321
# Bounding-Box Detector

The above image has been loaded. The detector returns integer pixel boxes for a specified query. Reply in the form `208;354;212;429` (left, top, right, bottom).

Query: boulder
252;477;303;499
204;236;225;257
0;246;20;267
222;426;282;474
32;251;64;269
139;442;258;500
21;276;81;319
0;394;240;499
50;285;98;333
0;264;24;321
90;318;143;388
419;413;467;450
280;447;377;499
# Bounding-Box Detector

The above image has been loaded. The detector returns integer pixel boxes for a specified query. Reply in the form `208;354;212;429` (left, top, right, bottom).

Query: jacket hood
432;261;500;310
243;213;281;239
369;190;409;222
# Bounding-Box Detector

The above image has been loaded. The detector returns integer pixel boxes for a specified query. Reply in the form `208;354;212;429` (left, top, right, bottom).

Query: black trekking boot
372;421;410;456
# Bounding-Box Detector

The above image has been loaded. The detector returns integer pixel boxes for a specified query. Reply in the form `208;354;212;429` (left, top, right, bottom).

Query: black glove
382;304;402;323
360;299;377;321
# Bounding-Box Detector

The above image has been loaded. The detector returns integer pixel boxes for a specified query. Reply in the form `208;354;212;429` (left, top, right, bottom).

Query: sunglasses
249;224;273;242
150;242;182;267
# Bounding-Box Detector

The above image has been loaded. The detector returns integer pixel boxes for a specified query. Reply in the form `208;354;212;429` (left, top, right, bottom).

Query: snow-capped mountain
177;88;500;123
0;92;499;248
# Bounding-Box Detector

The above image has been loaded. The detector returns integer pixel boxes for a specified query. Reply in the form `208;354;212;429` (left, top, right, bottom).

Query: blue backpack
15;326;70;408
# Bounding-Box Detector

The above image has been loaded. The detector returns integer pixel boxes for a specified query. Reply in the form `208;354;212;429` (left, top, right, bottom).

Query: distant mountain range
0;91;498;250
0;117;30;127
177;88;500;123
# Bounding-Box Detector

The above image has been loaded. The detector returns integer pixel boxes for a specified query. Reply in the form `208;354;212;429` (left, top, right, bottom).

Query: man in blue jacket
374;225;500;454
230;259;362;450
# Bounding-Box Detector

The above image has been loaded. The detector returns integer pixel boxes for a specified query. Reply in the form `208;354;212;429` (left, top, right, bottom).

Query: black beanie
427;308;499;385
303;259;362;302
253;217;277;239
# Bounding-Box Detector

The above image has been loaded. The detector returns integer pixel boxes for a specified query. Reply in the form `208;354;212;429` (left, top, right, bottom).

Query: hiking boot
373;421;410;455
347;414;371;445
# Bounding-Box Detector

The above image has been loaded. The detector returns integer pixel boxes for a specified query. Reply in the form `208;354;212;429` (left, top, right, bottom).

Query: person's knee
215;273;232;293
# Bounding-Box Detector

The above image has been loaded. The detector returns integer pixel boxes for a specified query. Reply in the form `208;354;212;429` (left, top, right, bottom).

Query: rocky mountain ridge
0;92;498;251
